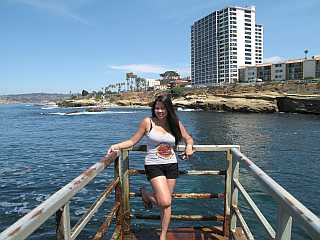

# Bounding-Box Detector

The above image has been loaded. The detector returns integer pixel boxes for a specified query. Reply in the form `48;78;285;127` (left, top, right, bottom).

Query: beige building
239;56;320;82
146;79;160;89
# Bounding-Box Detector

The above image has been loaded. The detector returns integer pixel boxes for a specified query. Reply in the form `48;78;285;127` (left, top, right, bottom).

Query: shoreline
53;93;320;115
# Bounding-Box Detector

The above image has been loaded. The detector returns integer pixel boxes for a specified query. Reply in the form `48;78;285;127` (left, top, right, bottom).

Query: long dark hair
151;95;182;145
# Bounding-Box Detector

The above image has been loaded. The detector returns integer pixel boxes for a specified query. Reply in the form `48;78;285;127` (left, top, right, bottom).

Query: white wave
177;107;201;112
0;201;27;208
41;106;59;110
49;111;135;116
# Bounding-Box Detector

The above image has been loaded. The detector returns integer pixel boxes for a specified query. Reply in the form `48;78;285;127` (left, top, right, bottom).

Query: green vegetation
169;86;186;98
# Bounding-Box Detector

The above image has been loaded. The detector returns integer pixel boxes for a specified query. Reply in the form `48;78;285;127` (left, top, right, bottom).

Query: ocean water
0;104;319;239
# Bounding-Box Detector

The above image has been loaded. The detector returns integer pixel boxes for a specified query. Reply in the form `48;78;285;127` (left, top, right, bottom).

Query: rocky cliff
56;82;320;114
276;96;320;114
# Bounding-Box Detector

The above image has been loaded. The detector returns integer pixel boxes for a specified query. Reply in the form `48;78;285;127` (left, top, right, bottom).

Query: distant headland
0;93;70;104
55;82;320;114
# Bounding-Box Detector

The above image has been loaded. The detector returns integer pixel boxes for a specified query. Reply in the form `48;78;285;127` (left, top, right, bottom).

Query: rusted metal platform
2;145;320;240
124;226;239;240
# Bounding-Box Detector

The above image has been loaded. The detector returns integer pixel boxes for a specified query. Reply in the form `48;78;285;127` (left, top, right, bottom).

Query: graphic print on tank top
155;143;174;159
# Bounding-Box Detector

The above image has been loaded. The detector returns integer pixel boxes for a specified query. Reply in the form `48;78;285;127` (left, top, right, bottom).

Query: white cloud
109;64;190;75
264;56;285;63
109;64;166;74
176;66;190;75
14;0;89;25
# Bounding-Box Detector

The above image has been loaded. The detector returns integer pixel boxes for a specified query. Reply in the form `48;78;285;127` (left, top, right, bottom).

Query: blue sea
0;104;319;239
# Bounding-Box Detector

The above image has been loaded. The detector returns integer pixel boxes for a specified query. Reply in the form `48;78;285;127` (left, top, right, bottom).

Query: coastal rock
57;99;97;107
86;107;107;112
173;96;278;113
276;96;320;114
115;99;149;106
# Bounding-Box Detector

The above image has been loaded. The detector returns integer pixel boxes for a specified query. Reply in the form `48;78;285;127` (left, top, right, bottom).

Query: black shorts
144;163;179;181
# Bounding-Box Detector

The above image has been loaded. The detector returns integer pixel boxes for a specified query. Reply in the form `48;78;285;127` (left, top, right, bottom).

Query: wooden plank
131;227;228;240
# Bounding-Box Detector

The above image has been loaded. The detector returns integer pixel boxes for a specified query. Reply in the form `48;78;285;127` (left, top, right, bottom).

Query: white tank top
144;120;177;165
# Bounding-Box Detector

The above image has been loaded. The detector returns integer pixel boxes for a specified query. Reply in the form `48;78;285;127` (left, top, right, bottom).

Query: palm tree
304;49;308;59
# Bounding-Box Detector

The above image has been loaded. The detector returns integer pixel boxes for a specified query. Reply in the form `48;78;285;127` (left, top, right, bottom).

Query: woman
108;94;194;240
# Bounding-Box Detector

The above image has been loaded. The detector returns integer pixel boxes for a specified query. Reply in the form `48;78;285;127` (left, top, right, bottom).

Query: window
245;61;252;64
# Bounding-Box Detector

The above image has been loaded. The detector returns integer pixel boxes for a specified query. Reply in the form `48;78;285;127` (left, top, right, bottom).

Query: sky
1;0;320;95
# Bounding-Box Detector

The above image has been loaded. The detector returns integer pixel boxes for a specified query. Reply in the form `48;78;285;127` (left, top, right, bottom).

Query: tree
136;77;146;91
160;71;180;80
82;89;89;97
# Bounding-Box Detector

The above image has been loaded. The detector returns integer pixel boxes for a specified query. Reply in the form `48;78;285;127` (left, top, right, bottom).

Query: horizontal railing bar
132;213;224;221
131;145;147;151
128;169;225;176
233;207;254;240
0;152;119;240
233;179;276;239
131;144;240;152
92;202;120;240
232;147;320;239
71;177;120;240
177;144;240;152
130;192;224;199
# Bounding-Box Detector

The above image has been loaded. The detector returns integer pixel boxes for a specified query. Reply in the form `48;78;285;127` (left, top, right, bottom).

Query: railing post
223;148;233;237
230;158;239;235
56;203;71;240
119;149;131;239
114;156;121;228
276;203;292;240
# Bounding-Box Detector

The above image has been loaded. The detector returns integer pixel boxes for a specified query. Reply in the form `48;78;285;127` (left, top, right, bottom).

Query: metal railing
0;151;122;240
1;145;319;240
230;147;320;240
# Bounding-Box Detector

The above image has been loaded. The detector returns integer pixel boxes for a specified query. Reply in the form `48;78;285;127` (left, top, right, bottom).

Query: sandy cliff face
173;95;278;112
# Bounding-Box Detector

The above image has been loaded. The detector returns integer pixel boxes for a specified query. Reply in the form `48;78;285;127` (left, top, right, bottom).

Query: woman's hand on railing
178;145;195;160
107;144;120;155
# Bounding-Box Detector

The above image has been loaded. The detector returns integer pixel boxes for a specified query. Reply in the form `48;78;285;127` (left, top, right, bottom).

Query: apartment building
239;56;320;82
191;6;264;86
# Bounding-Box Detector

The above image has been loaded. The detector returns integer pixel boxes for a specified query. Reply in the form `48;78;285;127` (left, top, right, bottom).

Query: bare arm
179;121;194;157
107;117;150;154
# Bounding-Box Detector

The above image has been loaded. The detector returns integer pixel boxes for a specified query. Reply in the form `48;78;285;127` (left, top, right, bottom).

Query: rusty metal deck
127;226;230;240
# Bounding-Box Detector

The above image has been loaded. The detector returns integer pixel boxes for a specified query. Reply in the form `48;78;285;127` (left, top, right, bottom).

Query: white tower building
191;6;264;86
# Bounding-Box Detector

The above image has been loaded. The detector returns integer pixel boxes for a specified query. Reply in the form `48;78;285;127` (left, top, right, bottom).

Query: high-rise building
191;6;264;86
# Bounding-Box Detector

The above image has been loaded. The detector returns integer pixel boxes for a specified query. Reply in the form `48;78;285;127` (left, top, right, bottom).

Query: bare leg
141;186;157;207
149;176;176;240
